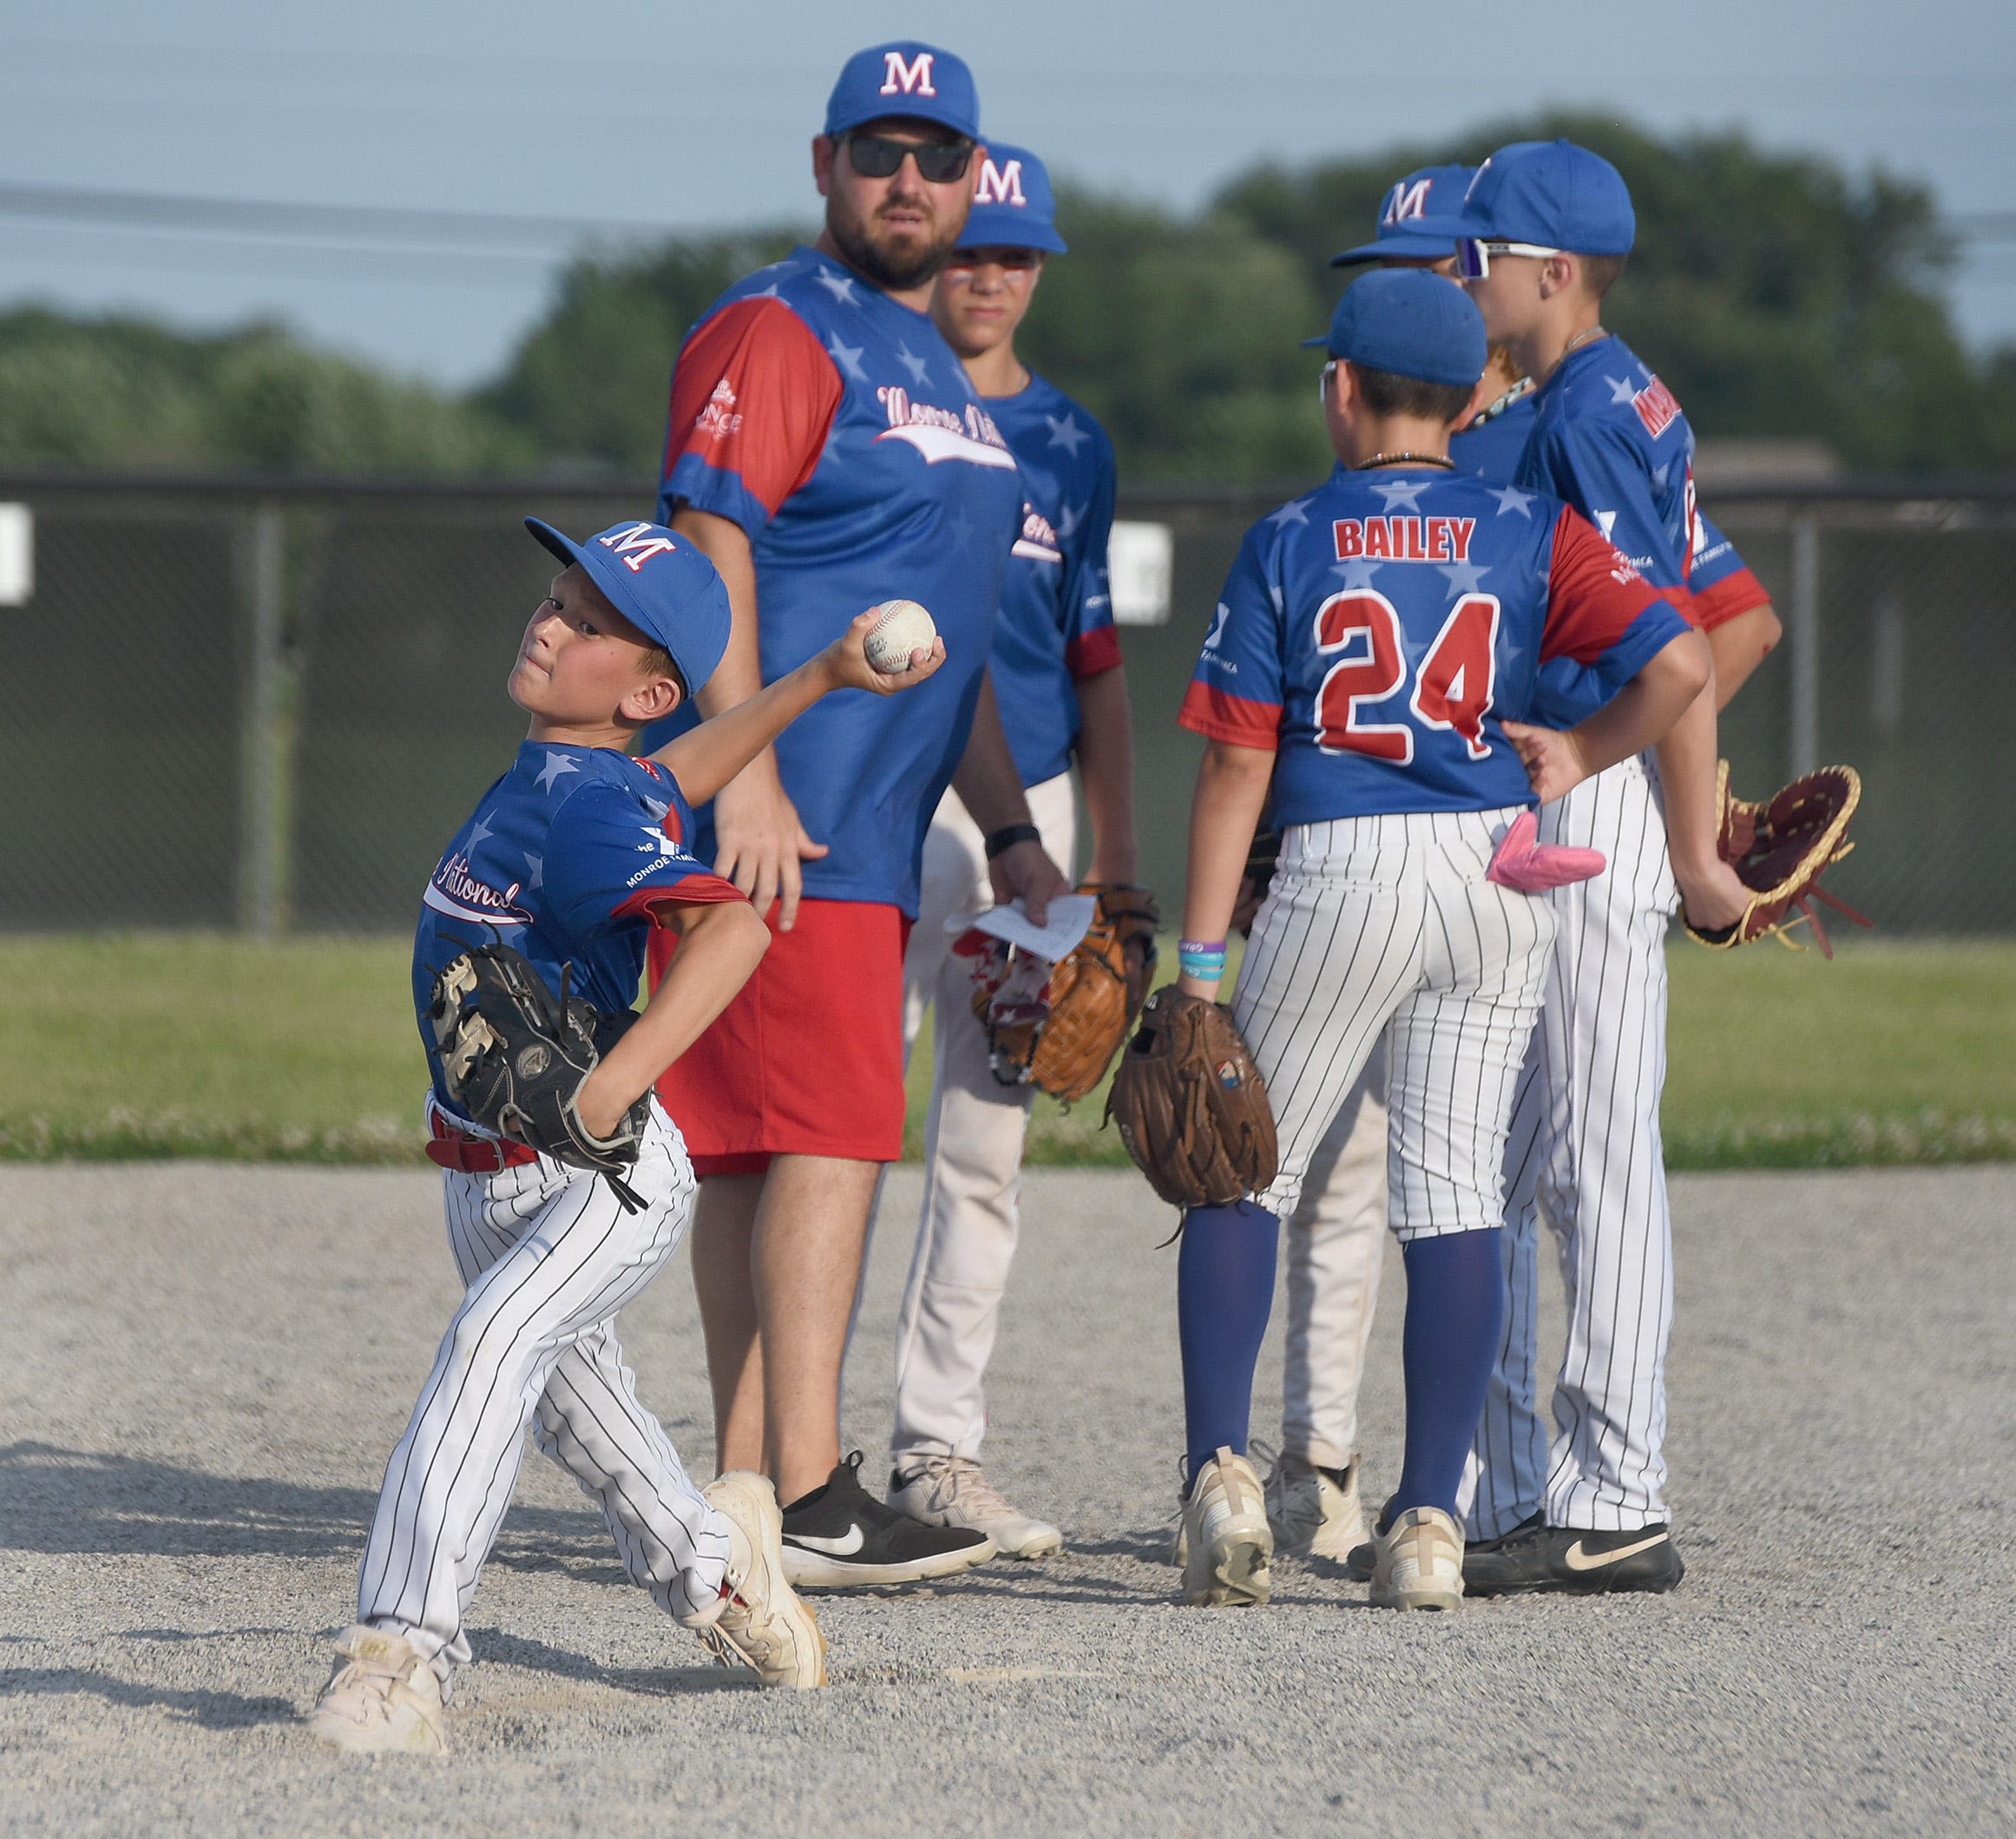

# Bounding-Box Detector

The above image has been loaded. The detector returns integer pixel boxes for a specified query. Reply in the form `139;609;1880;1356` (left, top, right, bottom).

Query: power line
0;181;686;252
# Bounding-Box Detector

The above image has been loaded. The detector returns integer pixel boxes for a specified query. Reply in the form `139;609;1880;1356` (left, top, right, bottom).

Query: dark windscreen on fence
0;476;2007;935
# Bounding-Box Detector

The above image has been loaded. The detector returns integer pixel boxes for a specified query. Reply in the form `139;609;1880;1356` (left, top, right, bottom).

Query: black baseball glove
427;939;649;1210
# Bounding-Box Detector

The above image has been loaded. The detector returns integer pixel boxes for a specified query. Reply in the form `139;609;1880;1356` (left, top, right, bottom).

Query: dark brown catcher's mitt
1684;761;1871;957
1107;988;1278;1210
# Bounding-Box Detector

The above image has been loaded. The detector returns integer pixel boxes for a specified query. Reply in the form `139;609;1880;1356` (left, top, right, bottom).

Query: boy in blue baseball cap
1162;267;1710;1614
1250;145;1782;1584
879;141;1144;1561
307;521;943;1749
1441;138;1754;1597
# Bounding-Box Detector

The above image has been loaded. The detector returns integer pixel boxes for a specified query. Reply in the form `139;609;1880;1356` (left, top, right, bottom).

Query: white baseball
864;599;937;674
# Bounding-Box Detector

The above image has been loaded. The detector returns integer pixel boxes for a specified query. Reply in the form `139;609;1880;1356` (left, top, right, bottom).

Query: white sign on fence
0;506;32;606
1108;519;1172;626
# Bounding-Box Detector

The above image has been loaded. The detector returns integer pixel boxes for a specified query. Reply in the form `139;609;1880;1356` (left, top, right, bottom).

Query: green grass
3;934;2011;1169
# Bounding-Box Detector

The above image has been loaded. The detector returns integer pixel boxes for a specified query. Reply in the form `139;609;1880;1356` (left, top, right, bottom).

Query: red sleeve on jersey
1066;626;1123;680
661;298;843;519
1688;565;1770;633
611;873;750;927
1541;507;1679;663
1178;680;1281;750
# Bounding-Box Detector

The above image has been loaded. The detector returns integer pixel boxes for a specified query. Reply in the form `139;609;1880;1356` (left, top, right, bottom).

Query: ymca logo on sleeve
879;49;936;95
693;378;742;441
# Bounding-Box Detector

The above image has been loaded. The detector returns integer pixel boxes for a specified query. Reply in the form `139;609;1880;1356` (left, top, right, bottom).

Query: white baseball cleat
1264;1451;1366;1560
1369;1506;1465;1612
1179;1447;1273;1607
887;1455;1064;1560
305;1624;447;1756
686;1471;827;1688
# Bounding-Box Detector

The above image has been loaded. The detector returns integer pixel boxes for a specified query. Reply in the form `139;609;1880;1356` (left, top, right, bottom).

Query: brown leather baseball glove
974;883;1160;1105
1684;761;1871;957
1107;987;1278;1210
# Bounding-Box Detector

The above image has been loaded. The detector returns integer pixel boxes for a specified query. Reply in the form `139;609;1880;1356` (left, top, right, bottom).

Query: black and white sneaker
1461;1516;1684;1596
779;1452;995;1589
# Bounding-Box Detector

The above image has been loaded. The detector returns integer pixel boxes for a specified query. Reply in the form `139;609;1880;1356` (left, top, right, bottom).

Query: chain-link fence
3;472;2010;935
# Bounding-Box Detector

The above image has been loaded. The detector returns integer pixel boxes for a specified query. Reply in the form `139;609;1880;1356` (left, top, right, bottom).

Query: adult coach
883;143;1138;1559
648;42;1068;1588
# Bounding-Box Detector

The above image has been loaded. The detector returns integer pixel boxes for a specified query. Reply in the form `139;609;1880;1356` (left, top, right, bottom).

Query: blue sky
4;0;2012;387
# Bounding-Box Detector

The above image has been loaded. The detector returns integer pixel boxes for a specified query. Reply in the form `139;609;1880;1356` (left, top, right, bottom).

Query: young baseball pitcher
306;516;942;1752
1166;269;1710;1612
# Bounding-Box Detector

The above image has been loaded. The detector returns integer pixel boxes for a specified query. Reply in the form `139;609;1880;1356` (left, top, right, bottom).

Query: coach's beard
829;205;962;293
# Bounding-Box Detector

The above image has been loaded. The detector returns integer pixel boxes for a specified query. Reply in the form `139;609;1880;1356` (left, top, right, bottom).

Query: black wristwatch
984;822;1042;860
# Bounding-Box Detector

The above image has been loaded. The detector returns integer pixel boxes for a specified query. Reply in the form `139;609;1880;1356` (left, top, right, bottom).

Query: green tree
478;231;802;479
1015;194;1332;483
1215;113;2016;472
0;308;529;474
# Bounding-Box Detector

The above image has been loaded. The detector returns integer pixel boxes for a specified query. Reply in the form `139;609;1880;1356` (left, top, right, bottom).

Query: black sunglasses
842;132;975;184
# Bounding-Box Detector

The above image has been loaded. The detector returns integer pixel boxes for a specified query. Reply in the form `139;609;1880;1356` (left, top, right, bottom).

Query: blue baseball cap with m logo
1330;164;1474;266
957;141;1068;254
824;42;981;141
524;518;732;695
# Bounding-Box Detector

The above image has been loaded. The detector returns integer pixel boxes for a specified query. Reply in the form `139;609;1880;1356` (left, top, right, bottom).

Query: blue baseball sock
1177;1200;1280;1486
1392;1229;1506;1520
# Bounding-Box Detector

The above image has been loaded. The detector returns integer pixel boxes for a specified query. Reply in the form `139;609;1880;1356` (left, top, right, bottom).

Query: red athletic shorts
648;897;909;1173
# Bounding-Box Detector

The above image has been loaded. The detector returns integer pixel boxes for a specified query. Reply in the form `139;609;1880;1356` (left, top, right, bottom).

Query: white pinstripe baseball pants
356;1101;731;1684
1465;754;1682;1537
1235;809;1553;1241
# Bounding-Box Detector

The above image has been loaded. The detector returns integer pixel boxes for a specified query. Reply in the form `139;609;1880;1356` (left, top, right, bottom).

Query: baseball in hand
864;599;938;674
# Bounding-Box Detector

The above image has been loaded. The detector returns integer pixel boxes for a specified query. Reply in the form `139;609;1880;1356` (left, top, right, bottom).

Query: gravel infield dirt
1;1164;2010;1835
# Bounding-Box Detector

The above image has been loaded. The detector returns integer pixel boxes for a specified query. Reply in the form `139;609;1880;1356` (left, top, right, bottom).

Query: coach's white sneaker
1264;1451;1366;1560
1369;1506;1465;1612
687;1472;827;1688
1179;1447;1273;1607
889;1455;1064;1560
306;1624;447;1756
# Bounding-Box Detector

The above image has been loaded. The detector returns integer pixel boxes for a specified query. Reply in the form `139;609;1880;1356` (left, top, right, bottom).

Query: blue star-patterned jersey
411;742;743;1113
1514;336;1697;599
1179;470;1690;824
647;246;1025;916
1453;370;1769;634
984;373;1120;788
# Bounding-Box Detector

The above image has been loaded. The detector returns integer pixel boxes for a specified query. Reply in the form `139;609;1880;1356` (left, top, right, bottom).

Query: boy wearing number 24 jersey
1166;269;1708;1615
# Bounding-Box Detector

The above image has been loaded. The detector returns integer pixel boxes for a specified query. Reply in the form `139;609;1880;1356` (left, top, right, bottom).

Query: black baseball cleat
778;1451;995;1589
1461;1515;1685;1596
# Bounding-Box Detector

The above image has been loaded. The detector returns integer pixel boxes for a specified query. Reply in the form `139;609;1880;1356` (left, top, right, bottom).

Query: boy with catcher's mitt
1121;270;1712;1614
308;516;942;1753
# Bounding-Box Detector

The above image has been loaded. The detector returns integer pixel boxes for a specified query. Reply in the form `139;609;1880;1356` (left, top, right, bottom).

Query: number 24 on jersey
1315;588;1501;765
